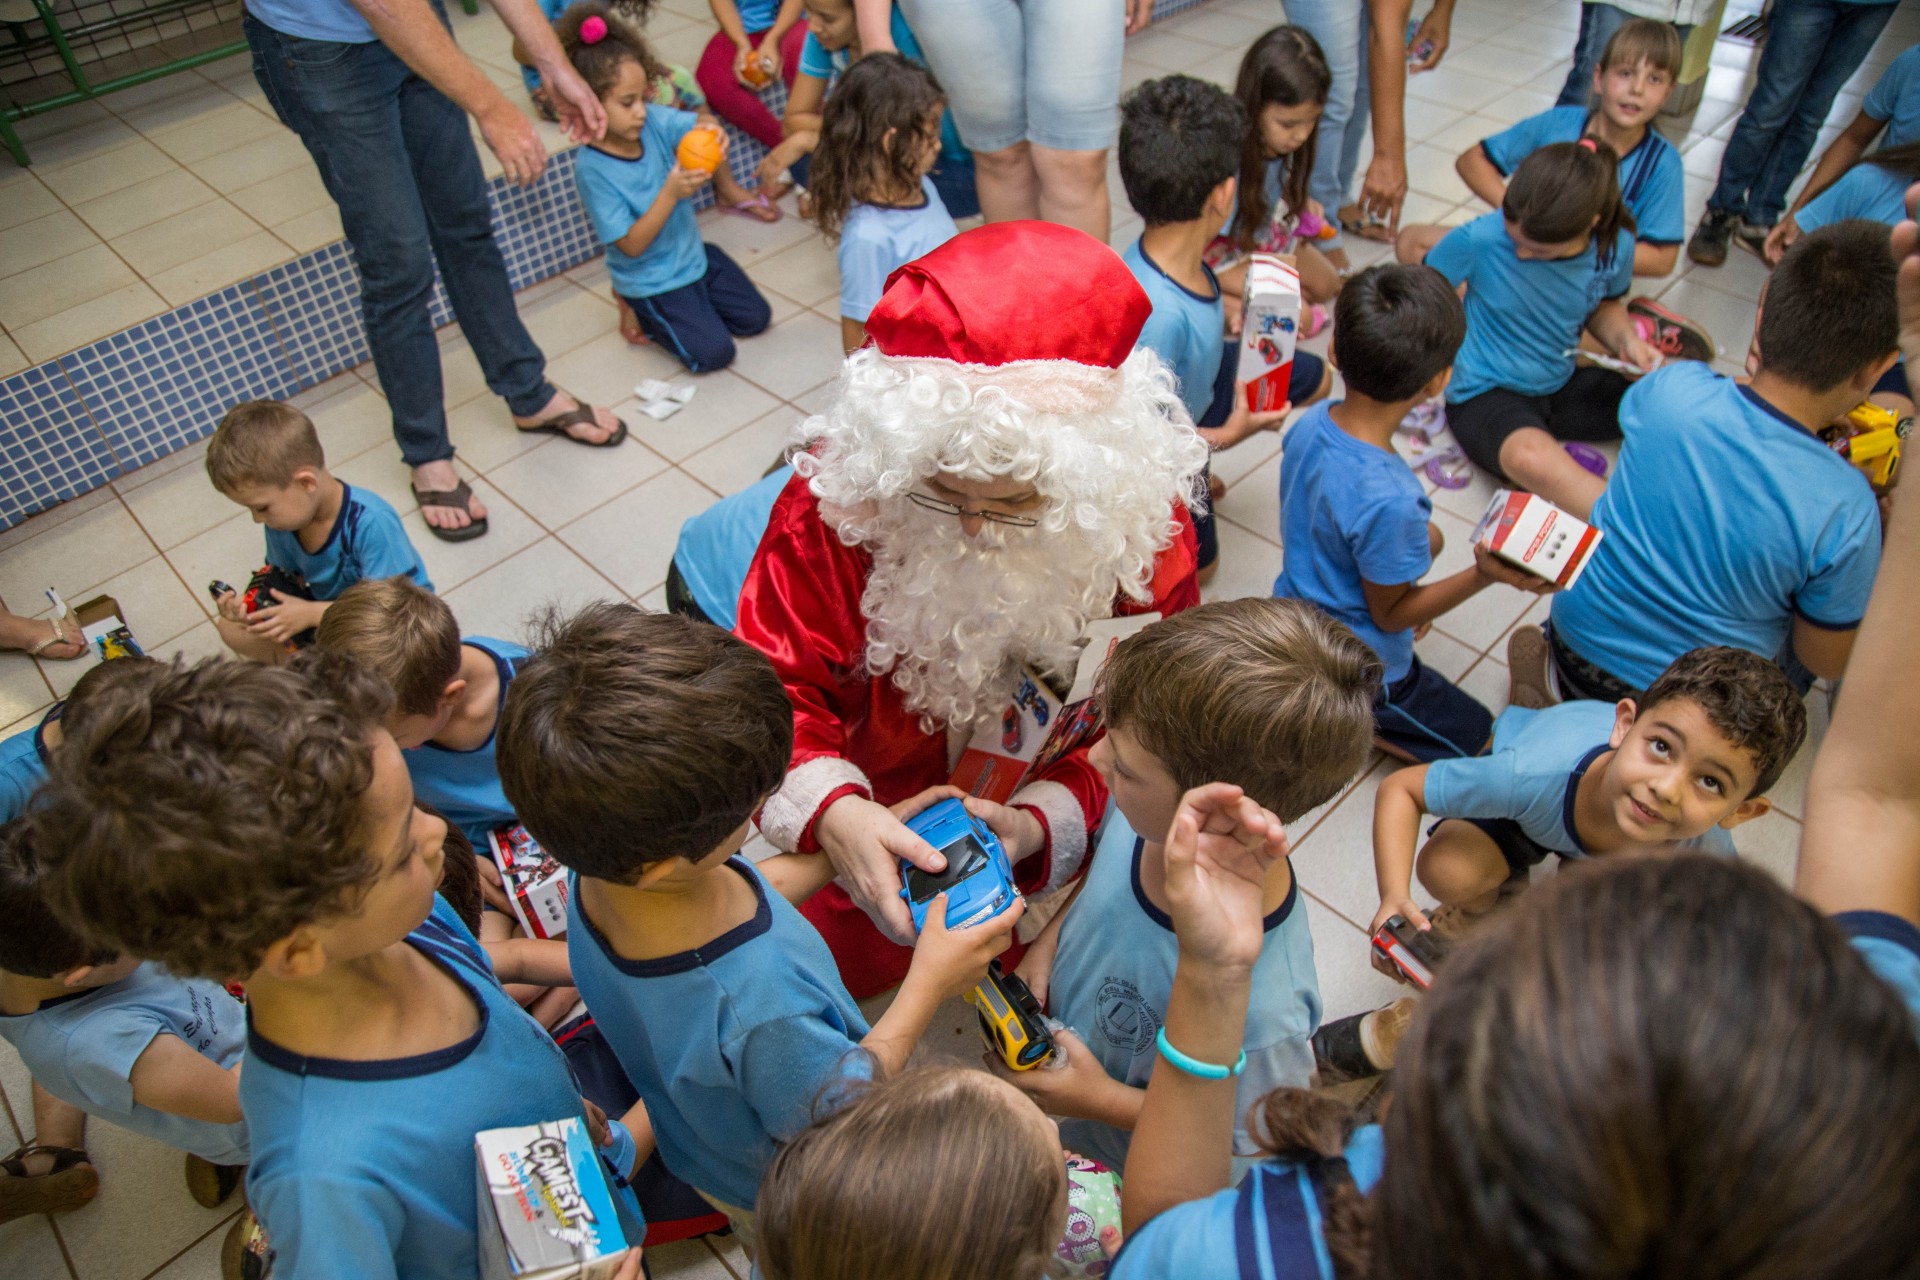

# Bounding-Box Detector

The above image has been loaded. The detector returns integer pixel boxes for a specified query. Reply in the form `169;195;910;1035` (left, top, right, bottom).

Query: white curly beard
793;344;1211;731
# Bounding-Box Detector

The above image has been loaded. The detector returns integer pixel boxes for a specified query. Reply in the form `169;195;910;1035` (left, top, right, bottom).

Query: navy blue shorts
1374;655;1494;762
622;244;771;373
1874;360;1910;400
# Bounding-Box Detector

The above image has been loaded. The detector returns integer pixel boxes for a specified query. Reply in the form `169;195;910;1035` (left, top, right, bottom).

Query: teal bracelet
1155;1027;1246;1080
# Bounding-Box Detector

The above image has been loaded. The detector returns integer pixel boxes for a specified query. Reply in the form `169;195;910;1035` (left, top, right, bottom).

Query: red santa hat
864;221;1154;415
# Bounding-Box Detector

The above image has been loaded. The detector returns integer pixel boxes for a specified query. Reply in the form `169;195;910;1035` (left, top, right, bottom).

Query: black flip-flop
412;478;490;544
516;397;628;448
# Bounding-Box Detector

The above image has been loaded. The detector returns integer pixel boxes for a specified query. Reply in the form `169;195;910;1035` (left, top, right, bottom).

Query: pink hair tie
1578;137;1598;152
581;14;608;43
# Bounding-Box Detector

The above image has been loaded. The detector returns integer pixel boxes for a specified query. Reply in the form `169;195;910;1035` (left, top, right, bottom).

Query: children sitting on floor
561;2;773;370
1117;73;1329;584
494;603;1021;1238
207;399;431;665
26;652;644;1280
668;463;793;629
1006;598;1379;1176
696;0;806;156
1275;264;1545;763
1534;220;1897;704
1406;141;1661;516
810;54;959;354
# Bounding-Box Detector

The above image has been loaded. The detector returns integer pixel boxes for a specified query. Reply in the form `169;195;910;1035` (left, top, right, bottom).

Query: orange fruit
676;126;724;174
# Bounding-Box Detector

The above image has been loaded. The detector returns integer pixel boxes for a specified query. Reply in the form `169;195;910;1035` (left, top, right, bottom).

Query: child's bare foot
615;293;648;346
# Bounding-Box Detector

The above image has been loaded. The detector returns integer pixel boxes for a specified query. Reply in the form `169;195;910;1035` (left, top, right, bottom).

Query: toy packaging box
74;595;143;660
1471;490;1604;589
475;1117;628;1280
488;823;570;941
950;614;1160;803
1238;254;1301;412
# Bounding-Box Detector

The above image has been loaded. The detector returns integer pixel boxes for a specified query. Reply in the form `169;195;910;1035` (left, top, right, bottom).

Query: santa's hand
816;793;947;945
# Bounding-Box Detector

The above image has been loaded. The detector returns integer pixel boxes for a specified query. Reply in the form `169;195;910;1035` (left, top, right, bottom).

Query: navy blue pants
624;244;772;373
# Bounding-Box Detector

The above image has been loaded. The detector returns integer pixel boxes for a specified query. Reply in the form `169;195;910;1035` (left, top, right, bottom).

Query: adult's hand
1360;149;1409;233
1126;0;1155;36
479;102;549;186
540;58;607;143
1407;5;1452;72
814;793;948;945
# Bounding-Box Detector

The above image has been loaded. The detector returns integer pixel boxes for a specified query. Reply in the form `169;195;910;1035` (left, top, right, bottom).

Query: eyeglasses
907;491;1042;528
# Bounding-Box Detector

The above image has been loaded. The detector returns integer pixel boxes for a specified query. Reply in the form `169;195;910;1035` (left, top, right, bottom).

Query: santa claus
736;221;1212;996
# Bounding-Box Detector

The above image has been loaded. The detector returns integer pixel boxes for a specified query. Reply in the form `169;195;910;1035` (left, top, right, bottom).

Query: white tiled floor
3;0;1913;1273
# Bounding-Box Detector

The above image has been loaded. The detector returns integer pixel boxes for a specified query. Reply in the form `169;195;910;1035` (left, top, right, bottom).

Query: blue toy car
899;797;1018;933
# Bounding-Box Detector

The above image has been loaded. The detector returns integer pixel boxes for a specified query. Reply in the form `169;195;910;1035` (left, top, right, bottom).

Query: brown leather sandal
515;393;629;449
0;1143;99;1223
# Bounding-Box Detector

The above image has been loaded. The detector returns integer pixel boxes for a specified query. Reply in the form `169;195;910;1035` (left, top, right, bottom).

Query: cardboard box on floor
74;594;142;659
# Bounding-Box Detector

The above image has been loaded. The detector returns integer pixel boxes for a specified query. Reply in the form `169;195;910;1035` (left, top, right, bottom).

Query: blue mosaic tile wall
0;0;1215;530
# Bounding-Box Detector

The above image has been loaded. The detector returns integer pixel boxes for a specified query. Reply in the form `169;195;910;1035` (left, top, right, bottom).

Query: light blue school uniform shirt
404;637;530;849
575;109;708;300
1479;106;1685;245
1426;210;1636;403
1796;162;1912;232
1124;238;1225;425
1217;157;1292;242
242;895;642;1280
243;0;374;43
1551;363;1882;689
0;706;55;822
839;179;958;322
1273;403;1431;684
735;0;779;28
567;858;872;1210
1050;806;1320;1176
0;965;249;1165
1111;1126;1384;1280
672;465;791;630
1424;701;1737;858
1864;46;1920;149
797;11;968;161
263;482;431;602
1839;911;1920;1043
519;0;571;93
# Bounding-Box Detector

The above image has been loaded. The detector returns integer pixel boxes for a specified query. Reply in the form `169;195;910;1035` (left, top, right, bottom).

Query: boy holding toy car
1003;599;1380;1176
494;603;1022;1236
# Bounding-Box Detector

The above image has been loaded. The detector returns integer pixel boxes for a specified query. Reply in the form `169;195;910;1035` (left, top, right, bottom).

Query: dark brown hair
1371;855;1920;1280
205;400;324;493
1096;598;1381;822
428;803;484;937
496;603;793;882
0;820;118;978
1640;646;1807;797
1502;140;1637;270
1758;219;1899;390
316;576;463;718
1599;18;1682;79
1249;1088;1372;1280
27;651;393;980
1866;138;1920;182
757;1067;1067;1280
555;0;667;99
809;52;946;243
1233;26;1331;252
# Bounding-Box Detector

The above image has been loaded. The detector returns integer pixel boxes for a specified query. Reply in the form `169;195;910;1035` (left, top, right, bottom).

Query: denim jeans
1556;4;1694;108
246;9;556;467
1707;0;1897;227
1283;0;1370;244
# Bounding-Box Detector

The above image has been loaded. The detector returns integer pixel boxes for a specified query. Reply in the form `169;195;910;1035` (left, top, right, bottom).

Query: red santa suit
735;221;1209;996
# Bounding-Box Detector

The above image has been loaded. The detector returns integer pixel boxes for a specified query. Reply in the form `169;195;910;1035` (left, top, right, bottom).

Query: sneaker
1505;625;1557;710
1313;996;1418;1078
185;1153;244;1209
1733;219;1772;258
1426;902;1493;944
0;1144;97;1224
1627;298;1716;362
1687;208;1736;266
1360;996;1416;1070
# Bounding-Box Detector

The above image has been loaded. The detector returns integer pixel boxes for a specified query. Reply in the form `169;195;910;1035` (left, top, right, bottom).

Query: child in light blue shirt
1370;647;1803;942
207;400;430;664
1862;45;1920;150
1012;599;1380;1174
496;604;1019;1215
810;54;958;352
668;464;792;629
0;707;54;822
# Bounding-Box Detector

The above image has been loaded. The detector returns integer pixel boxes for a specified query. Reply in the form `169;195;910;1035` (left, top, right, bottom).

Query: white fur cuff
1013;779;1090;894
760;756;872;851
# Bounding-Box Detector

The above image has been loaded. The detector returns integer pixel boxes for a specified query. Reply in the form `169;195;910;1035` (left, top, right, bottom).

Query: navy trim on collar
245;932;489;1080
1835;909;1920;958
1131;836;1296;932
1560;743;1610;856
578;858;772;976
304;481;355;560
34;701;63;766
419;639;519;756
1737;384;1819;440
1135;240;1221;304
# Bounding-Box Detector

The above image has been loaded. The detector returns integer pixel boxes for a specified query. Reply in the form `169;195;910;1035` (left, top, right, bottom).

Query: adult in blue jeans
1687;0;1899;267
245;0;628;541
1282;0;1453;268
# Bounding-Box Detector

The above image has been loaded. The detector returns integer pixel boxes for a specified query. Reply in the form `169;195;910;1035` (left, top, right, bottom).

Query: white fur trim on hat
870;352;1126;416
1012;779;1090;894
760;755;871;852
